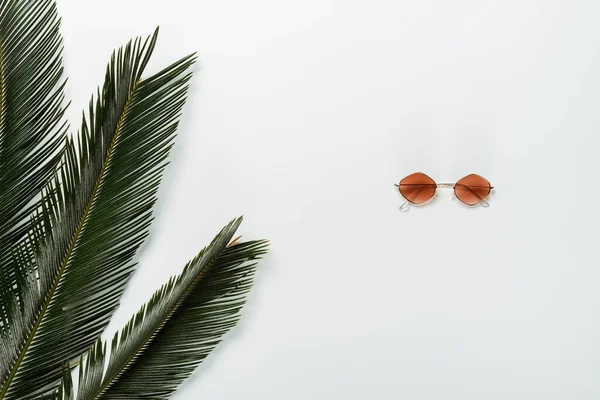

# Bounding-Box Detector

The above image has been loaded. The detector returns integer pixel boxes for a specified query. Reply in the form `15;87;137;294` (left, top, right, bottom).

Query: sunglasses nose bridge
436;183;454;188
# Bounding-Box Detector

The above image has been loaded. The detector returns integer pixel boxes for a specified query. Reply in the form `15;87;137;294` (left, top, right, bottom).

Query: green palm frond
53;218;268;400
0;28;196;399
0;1;269;398
0;0;67;291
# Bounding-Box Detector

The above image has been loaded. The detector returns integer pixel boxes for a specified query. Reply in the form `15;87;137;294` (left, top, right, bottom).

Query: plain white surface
57;0;600;398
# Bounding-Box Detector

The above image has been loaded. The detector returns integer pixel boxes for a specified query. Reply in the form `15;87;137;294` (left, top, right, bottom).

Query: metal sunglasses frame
394;175;494;211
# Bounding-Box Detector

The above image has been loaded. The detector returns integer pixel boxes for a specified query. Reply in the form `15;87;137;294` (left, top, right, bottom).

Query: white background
58;0;600;399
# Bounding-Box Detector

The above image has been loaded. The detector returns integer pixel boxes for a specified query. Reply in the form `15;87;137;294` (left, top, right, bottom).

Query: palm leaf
54;218;268;399
0;0;67;295
0;29;195;399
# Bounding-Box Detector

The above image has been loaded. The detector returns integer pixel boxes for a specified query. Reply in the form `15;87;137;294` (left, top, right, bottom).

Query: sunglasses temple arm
396;183;433;211
454;183;491;207
394;184;409;211
399;200;411;211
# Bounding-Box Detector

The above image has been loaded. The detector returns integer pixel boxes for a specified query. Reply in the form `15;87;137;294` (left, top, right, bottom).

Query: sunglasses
395;172;494;211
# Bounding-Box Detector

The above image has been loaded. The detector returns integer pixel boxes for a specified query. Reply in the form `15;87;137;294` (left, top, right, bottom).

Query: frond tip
53;218;269;399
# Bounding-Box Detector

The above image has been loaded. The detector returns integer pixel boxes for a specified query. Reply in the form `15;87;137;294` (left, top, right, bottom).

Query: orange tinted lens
454;174;491;206
399;172;436;204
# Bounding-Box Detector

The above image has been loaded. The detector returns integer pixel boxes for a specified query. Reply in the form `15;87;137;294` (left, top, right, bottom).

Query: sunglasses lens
398;172;436;204
454;174;491;206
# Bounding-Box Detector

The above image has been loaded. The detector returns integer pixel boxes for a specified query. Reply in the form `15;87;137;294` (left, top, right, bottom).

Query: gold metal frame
394;177;494;210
